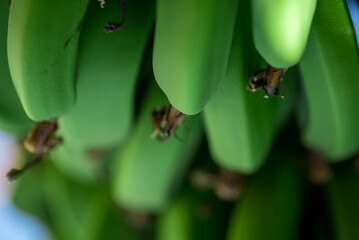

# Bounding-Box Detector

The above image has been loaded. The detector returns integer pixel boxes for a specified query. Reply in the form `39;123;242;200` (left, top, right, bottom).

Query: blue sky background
347;0;359;46
0;132;50;240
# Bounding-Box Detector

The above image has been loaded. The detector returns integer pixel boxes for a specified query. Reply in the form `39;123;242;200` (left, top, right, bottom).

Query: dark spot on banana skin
64;19;84;49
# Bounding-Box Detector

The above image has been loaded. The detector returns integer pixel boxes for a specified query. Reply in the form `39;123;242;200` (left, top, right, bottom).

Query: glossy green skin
58;0;154;149
203;1;297;174
112;81;203;213
226;147;306;240
298;0;359;161
326;163;359;240
252;0;316;68
0;1;32;135
153;0;238;115
7;0;89;121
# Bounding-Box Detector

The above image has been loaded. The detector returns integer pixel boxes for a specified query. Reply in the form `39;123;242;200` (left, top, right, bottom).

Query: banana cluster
2;0;359;239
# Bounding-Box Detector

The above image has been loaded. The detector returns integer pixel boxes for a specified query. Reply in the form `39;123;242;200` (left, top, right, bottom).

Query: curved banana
326;161;359;240
111;81;203;213
251;0;316;68
226;144;306;240
0;1;32;135
7;0;89;121
203;1;297;174
58;0;155;149
153;0;239;115
297;0;359;161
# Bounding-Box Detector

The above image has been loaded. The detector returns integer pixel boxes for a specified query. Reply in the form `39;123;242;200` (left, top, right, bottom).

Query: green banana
203;1;297;174
153;0;238;115
43;164;108;240
297;0;359;161
58;0;154;149
50;142;104;184
226;143;306;240
326;161;359;240
11;148;48;222
7;0;89;121
251;0;316;68
111;80;203;213
100;210;155;240
0;1;32;135
157;185;231;240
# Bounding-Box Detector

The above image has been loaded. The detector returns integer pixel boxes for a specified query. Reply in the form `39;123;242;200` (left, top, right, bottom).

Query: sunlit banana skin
251;0;316;67
204;1;297;174
58;0;154;149
112;81;203;213
298;0;359;161
153;0;238;115
0;1;32;135
7;0;89;121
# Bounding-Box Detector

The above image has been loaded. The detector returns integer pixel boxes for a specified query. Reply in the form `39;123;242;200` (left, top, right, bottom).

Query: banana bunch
3;0;359;239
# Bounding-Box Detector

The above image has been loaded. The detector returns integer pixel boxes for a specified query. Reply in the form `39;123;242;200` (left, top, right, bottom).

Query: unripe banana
297;0;359;161
153;0;238;115
0;1;32;135
203;2;297;174
44;164;108;240
11;150;47;220
226;143;306;240
58;0;154;149
251;0;316;68
51;142;104;184
111;81;203;213
326;161;359;240
7;0;89;121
